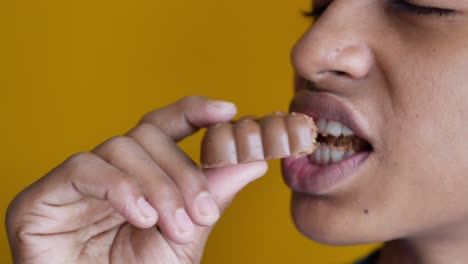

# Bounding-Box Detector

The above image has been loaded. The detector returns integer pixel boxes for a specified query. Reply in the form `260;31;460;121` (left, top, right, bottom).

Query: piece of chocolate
286;112;316;157
260;113;291;159
201;112;317;168
201;123;238;168
234;119;264;163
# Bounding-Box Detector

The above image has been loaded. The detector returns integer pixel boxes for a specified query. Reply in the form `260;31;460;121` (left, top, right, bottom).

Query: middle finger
127;123;220;227
91;136;195;244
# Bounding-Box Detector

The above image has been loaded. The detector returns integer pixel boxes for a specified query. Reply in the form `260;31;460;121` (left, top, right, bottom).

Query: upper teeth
317;118;354;137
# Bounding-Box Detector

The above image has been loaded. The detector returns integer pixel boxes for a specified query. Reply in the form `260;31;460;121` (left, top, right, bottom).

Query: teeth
326;121;342;137
310;146;355;166
331;149;345;162
317;118;328;131
344;150;355;158
314;147;323;164
310;118;360;166
342;126;354;136
322;147;331;165
317;118;354;137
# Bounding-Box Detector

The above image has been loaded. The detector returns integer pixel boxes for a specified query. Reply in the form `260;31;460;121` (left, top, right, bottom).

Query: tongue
317;134;371;152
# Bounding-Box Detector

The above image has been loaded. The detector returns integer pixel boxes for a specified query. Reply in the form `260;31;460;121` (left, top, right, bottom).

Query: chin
290;191;391;246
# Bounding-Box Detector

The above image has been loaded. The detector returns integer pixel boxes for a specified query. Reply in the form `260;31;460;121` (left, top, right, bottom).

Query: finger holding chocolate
201;112;318;168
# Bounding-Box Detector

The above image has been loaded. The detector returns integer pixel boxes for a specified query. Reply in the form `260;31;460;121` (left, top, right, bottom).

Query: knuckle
7;212;37;246
6;189;32;222
94;136;143;161
65;152;104;183
68;151;97;165
144;178;182;204
179;167;203;183
179;169;206;193
6;197;20;230
6;187;33;228
6;205;36;248
179;95;207;108
110;177;135;193
148;175;177;195
66;152;100;172
104;136;137;152
138;95;210;130
130;122;160;139
98;136;151;165
111;176;137;194
152;170;204;204
6;196;43;245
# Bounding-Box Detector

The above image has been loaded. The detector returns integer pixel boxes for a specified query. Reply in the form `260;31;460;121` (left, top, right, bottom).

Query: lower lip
281;151;371;195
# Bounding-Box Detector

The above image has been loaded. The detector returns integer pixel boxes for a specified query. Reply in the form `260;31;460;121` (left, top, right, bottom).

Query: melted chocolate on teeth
317;134;370;152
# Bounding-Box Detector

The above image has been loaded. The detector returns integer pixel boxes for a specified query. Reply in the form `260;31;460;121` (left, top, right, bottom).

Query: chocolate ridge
201;112;317;168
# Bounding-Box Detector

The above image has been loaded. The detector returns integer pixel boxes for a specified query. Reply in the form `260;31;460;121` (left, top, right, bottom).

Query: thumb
183;162;267;259
203;161;268;210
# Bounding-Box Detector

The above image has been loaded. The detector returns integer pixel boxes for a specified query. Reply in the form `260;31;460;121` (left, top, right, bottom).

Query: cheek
373;58;468;236
380;43;468;179
388;60;468;176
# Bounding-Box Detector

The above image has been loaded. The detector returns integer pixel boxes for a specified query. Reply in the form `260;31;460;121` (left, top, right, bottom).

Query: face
282;0;468;245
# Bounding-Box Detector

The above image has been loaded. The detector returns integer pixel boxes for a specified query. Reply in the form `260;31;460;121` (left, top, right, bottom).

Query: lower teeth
309;145;356;165
310;134;371;166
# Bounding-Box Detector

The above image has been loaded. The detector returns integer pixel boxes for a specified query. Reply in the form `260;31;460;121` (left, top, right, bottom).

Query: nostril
312;70;348;81
331;70;347;76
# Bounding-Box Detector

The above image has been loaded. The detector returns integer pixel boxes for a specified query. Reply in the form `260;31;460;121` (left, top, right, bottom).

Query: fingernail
137;197;157;219
209;101;237;115
195;192;220;224
176;208;195;234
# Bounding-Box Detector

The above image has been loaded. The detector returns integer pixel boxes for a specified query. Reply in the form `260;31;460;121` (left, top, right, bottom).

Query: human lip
281;152;371;195
289;89;373;146
281;89;373;195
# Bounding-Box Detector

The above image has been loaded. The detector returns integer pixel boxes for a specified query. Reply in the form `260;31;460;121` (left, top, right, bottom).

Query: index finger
135;96;237;142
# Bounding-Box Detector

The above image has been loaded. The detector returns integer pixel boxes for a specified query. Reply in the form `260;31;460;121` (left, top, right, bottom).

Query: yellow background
1;0;378;262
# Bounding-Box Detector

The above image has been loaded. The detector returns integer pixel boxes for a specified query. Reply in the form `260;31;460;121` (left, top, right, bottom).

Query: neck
378;234;468;264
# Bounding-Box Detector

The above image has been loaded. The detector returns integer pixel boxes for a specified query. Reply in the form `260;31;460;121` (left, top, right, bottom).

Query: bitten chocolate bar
201;112;318;168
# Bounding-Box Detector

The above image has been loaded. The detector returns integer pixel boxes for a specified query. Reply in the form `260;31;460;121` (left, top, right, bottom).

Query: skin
7;0;468;263
6;97;268;263
290;0;468;263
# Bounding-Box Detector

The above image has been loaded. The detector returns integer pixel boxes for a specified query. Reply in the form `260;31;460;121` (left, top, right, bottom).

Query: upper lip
289;89;373;147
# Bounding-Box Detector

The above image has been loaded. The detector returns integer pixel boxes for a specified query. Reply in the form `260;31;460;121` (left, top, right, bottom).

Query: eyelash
389;0;455;16
302;1;455;19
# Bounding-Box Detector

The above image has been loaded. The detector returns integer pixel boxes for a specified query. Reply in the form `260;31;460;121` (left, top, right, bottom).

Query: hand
6;96;268;264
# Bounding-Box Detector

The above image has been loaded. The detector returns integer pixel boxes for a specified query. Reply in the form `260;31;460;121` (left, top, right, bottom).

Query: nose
291;4;375;83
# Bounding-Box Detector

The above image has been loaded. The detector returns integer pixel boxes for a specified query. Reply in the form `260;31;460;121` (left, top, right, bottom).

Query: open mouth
283;89;374;194
310;118;373;166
